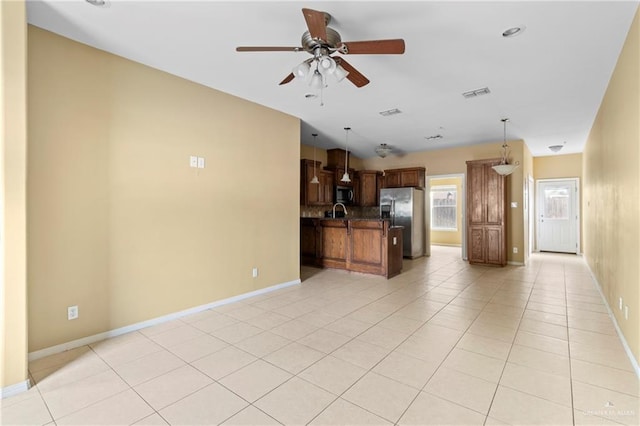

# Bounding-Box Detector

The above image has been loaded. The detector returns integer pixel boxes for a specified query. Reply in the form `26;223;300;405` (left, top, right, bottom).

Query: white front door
537;179;579;253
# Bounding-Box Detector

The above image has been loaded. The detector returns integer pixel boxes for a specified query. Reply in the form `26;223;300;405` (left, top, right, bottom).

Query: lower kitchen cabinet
300;218;403;279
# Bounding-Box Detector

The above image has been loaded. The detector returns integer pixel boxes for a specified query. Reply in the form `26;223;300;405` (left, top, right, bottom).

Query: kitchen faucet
332;203;348;218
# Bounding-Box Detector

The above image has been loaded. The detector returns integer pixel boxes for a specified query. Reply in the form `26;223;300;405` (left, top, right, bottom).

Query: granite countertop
301;217;390;221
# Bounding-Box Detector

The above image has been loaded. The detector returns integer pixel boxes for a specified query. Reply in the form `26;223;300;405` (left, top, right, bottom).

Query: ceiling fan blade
338;39;406;55
279;73;295;85
236;46;304;52
336;58;370;88
302;8;328;42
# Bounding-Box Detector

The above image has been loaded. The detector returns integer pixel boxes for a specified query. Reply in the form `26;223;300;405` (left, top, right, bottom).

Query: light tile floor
2;247;639;425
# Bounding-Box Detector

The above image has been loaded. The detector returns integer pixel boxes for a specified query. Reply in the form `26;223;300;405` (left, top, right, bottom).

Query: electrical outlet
189;156;198;168
624;306;629;320
513;247;518;254
252;267;259;278
67;305;78;320
619;297;623;310
197;157;205;169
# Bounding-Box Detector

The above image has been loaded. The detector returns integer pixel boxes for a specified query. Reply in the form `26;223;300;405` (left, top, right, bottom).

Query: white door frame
427;173;466;260
528;175;535;258
535;178;580;254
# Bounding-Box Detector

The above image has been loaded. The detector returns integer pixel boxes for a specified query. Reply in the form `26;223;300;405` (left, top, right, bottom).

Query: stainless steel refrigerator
380;187;426;258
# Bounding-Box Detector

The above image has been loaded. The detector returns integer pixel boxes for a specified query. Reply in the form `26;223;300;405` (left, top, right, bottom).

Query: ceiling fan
236;8;405;88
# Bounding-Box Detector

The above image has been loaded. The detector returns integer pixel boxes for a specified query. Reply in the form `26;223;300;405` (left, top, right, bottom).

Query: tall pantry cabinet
466;159;507;266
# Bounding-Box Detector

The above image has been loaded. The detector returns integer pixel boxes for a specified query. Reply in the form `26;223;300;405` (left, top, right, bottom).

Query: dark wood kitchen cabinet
301;159;333;206
383;167;426;189
300;218;403;279
356;170;383;206
466;158;506;266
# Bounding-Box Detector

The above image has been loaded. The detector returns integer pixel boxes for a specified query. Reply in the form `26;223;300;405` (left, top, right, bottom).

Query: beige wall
27;27;300;351
429;177;462;246
361;140;527;264
534;153;582;179
583;9;640;364
1;0;29;390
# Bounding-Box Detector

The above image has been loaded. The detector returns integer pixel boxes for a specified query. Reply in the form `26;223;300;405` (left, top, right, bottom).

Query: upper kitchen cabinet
383;167;426;189
356;170;383;206
466;158;506;266
301;159;334;206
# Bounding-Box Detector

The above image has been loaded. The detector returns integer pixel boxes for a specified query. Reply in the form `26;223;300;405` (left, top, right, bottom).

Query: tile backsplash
300;205;380;218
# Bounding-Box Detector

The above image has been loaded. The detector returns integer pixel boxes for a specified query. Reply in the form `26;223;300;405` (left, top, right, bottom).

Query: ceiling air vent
462;87;491;99
379;108;402;117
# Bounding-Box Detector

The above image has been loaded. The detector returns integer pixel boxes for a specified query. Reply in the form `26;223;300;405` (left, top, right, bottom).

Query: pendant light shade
310;133;319;184
341;127;351;183
492;118;520;176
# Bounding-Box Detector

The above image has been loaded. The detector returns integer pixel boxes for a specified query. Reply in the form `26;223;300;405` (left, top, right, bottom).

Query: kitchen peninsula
300;217;403;279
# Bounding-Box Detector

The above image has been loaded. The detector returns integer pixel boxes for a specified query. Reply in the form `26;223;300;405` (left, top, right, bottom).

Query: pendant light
341;127;351;183
492;118;520;176
310;133;319;184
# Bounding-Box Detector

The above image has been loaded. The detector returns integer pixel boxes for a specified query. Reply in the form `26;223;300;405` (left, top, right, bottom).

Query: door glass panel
430;185;457;230
544;187;569;219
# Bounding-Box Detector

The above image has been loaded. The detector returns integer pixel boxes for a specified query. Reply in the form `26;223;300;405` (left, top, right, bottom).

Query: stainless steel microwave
334;185;354;205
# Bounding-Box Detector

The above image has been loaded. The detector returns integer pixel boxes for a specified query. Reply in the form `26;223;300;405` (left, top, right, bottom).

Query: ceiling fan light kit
236;8;405;94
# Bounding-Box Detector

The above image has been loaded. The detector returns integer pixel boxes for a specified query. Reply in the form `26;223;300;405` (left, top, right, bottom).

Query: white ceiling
26;0;639;159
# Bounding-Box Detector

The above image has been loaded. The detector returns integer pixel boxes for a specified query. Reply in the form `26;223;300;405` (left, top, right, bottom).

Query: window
431;185;457;230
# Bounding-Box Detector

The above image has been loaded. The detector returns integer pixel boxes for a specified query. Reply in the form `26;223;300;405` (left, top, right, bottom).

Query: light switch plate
511;202;518;208
197;157;205;169
189;156;198;168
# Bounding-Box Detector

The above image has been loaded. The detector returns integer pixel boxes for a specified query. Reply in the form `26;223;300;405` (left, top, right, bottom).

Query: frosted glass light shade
293;61;310;79
492;163;519;176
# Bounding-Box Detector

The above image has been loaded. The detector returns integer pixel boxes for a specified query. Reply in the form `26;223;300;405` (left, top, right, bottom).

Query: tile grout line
481;263;540;425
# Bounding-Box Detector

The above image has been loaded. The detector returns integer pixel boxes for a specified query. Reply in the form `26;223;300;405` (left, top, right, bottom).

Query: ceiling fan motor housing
302;27;342;54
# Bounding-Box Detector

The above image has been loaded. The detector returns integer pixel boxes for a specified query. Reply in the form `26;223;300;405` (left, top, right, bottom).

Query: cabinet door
358;172;379;206
468;226;485;263
384;171;401;188
321;171;334;204
303;161;322;206
400;170;421;187
485;226;504;265
467;163;486;225
485;165;504;225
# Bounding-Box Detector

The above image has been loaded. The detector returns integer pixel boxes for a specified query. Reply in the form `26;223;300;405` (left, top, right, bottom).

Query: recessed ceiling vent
462;87;491;99
425;134;443;141
379;108;402;117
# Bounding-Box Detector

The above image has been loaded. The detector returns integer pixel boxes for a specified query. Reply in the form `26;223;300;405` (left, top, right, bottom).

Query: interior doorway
427;174;466;260
536;178;580;254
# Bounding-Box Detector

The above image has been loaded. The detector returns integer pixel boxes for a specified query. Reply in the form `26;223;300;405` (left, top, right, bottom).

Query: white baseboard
585;263;640;379
1;379;31;399
28;278;301;362
507;261;525;266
